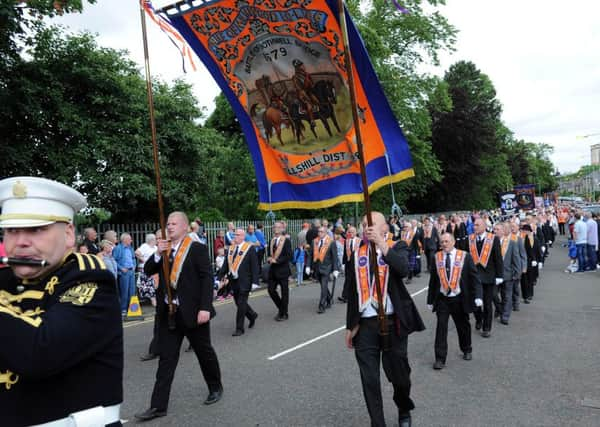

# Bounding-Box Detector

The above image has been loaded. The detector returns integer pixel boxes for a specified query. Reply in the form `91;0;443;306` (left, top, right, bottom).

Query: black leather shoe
139;353;158;362
481;330;491;338
204;388;223;405
513;306;520;311
399;414;412;427
523;299;530;304
248;313;258;328
282;313;288;320
500;319;509;325
433;360;445;370
275;313;288;321
135;407;167;421
232;330;244;336
463;352;472;361
337;297;347;303
494;311;501;318
475;321;482;330
317;305;325;314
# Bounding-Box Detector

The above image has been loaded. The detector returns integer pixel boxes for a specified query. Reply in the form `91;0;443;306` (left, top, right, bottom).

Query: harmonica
1;257;48;267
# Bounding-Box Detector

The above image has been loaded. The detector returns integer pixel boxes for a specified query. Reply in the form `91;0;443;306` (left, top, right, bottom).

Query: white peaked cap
0;177;87;228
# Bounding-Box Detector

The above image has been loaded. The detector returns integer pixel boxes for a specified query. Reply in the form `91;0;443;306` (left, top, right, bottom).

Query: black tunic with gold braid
0;252;123;426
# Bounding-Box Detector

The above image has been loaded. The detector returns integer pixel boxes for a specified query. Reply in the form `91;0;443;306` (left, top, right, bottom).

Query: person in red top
213;229;225;259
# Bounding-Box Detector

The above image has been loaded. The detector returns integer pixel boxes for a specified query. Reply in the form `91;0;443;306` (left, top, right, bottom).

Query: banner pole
337;0;389;348
139;2;176;329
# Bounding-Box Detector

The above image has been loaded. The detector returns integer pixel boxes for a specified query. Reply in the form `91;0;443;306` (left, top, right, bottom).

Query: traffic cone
124;295;144;321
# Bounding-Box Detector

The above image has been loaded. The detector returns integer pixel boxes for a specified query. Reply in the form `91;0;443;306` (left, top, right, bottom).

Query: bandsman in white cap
0;177;123;427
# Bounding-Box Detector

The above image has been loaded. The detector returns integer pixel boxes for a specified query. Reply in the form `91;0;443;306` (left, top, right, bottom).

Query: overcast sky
54;0;600;174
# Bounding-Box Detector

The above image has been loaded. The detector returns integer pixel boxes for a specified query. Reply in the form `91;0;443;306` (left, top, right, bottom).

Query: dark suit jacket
422;227;440;252
524;235;543;281
307;238;340;275
346;241;426;337
469;234;504;284
145;242;215;329
268;236;292;280
427;251;482;313
217;245;259;293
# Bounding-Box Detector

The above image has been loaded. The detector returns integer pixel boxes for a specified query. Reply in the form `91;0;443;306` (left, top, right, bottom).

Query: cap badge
12;181;27;198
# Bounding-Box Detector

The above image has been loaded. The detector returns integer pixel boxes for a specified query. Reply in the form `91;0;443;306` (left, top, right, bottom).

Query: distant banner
513;184;536;211
498;191;518;216
156;0;414;210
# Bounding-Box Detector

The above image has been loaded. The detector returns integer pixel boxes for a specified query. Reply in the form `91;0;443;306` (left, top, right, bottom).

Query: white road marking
267;285;429;361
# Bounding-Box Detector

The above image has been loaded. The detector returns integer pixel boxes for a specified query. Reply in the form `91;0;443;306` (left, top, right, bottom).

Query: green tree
0;26;212;221
425;60;512;210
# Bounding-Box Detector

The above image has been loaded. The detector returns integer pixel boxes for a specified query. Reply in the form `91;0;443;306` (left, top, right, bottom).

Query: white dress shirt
361;248;395;318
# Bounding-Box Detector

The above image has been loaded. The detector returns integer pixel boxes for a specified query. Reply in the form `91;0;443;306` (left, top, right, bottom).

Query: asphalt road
120;237;600;426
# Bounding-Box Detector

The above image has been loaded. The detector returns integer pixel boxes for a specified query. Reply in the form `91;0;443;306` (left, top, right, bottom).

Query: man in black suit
345;212;425;427
267;221;292;321
306;226;341;313
427;233;482;369
218;228;259;336
469;217;503;338
421;217;439;272
135;212;222;422
339;225;360;303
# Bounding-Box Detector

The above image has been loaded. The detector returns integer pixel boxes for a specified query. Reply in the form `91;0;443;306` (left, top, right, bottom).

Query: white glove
531;260;537;267
538;262;543;270
305;267;311;275
332;270;339;278
416;255;421;259
474;298;483;307
427;304;433;311
548;240;553;245
541;246;546;253
495;278;503;285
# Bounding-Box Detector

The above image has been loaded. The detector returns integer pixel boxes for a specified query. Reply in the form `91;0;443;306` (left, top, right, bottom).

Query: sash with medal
355;240;395;313
170;236;193;290
313;235;332;263
500;237;510;259
402;229;415;246
227;242;251;279
436;250;465;294
469;232;494;268
345;237;360;260
270;236;284;262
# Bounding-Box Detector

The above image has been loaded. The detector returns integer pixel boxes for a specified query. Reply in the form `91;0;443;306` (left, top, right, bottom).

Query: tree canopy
1;1;560;222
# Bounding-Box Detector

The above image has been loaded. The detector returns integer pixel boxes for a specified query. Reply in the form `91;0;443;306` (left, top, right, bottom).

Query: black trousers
434;295;471;362
150;309;222;411
559;223;565;235
521;272;533;300
148;303;160;355
316;271;332;308
354;317;414;427
233;289;256;332
268;276;289;316
473;282;496;332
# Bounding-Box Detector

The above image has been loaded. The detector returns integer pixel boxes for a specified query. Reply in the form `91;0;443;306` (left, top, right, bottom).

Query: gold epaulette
68;253;107;272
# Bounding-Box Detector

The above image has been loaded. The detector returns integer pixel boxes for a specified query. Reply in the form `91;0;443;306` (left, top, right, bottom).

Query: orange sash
355;240;395;312
402;229;415;246
469;232;493;268
436;250;465;293
227;242;252;277
500;237;511;258
270;236;284;261
510;232;519;242
313;235;332;263
345;237;360;260
170;236;193;289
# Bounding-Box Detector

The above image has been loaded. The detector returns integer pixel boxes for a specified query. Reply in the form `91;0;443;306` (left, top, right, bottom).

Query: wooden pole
139;3;176;328
337;0;389;348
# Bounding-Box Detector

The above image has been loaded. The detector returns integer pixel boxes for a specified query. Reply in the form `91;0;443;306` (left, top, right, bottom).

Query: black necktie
350;240;353;251
233;245;239;258
319;239;323;249
445;253;452;295
169;248;175;263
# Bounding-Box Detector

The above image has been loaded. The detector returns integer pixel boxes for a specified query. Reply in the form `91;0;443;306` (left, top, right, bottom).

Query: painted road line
267;286;429;361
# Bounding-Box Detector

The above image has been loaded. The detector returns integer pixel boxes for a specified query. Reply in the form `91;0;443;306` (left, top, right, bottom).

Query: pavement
120;236;600;426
